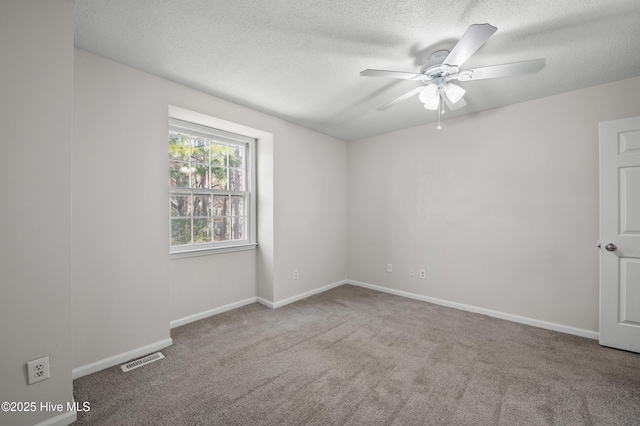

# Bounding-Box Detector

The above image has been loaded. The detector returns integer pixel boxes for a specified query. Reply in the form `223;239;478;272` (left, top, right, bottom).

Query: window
169;118;256;254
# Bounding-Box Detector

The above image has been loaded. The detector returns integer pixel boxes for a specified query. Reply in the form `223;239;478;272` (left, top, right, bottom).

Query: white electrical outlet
27;356;50;385
387;263;393;273
293;269;299;279
419;269;426;279
409;267;415;277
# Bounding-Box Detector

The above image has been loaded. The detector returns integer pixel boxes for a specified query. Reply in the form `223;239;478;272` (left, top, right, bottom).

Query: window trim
168;117;257;256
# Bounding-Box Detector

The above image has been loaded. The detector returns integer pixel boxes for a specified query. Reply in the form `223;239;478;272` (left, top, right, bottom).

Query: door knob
605;243;617;252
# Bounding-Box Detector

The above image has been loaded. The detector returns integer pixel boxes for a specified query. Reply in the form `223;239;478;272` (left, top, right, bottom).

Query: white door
599;116;640;353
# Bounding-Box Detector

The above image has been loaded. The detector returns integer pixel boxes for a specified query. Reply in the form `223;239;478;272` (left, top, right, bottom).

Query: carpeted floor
73;285;640;425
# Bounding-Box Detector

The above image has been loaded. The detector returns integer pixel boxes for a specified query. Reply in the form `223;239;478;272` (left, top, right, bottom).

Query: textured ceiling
74;0;640;141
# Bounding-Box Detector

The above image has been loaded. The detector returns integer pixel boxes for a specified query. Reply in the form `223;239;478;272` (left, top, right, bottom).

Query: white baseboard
72;338;173;379
256;297;274;309
170;280;348;324
170;297;258;329
265;279;348;309
33;407;77;426
347;280;599;340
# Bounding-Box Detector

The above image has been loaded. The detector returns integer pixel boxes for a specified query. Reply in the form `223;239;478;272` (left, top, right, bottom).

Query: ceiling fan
360;23;545;128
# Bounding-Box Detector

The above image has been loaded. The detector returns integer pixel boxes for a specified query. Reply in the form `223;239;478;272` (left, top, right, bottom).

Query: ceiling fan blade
360;69;422;80
377;86;424;111
443;23;497;67
460;59;546;81
444;95;467;111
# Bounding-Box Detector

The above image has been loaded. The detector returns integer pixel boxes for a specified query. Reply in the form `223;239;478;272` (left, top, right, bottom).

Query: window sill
170;243;257;259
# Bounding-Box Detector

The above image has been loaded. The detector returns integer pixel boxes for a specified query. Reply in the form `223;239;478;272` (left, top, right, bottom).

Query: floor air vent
121;352;165;372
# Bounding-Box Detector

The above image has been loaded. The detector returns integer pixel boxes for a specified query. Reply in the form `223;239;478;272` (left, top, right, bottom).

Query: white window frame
169;117;256;256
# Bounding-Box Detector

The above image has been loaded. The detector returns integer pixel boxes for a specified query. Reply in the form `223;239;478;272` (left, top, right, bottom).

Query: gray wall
72;50;348;370
0;1;75;425
347;76;640;332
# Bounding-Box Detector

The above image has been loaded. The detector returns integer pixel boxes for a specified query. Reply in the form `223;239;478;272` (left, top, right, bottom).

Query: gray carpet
73;285;640;425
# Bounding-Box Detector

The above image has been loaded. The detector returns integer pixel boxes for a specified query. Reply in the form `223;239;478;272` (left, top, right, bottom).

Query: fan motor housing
419;50;448;73
419;50;460;82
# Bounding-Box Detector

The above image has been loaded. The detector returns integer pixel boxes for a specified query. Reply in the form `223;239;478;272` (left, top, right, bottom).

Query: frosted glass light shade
444;83;465;104
419;84;439;110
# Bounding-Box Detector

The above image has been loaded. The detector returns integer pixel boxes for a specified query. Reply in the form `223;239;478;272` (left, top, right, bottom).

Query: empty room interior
2;1;640;425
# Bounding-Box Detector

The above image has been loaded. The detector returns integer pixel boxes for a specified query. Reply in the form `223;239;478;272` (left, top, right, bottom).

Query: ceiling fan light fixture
419;85;439;110
423;101;439;111
418;84;436;101
422;94;440;110
444;83;465;104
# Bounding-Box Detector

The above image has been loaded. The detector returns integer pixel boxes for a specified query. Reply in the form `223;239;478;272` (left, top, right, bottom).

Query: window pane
193;194;212;217
171;218;191;246
213;196;229;216
211;167;228;190
193;218;212;243
228;145;245;168
232;217;244;240
170;194;191;217
211;144;229;166
213;217;230;241
169;132;190;161
169;161;191;187
192;163;210;189
169;119;253;253
230;196;244;216
229;168;245;191
190;137;209;163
